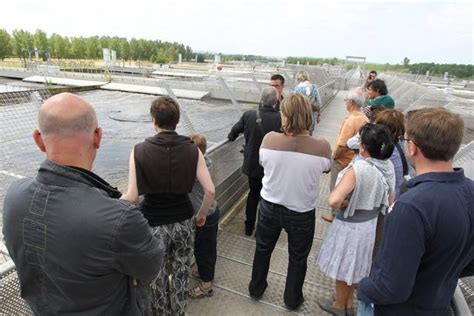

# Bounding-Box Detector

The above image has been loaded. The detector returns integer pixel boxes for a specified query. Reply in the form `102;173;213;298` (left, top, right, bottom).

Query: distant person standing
228;87;282;236
294;71;322;135
363;70;377;89
270;74;285;107
358;107;474;315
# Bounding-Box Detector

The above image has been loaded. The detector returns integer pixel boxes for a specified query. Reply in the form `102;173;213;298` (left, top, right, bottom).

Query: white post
178;54;182;64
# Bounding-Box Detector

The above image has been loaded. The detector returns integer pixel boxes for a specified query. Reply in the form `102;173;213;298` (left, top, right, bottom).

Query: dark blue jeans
248;199;315;308
194;208;220;282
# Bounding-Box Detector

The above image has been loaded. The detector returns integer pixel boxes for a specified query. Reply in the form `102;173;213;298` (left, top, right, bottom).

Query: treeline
192;52;279;63
0;28;194;64
408;63;473;79
361;63;472;79
220;54;279;62
287;57;473;79
287;56;340;66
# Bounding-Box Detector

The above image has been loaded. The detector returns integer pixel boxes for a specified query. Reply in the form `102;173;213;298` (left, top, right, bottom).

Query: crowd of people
2;69;473;316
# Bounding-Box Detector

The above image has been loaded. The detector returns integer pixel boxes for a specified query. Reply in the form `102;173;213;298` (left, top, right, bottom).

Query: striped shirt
259;132;332;212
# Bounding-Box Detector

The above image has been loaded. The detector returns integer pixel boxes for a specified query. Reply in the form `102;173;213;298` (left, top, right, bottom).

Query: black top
227;105;281;178
134;131;199;226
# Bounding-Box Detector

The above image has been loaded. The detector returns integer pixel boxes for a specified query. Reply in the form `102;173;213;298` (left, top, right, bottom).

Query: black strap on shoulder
256;103;265;135
395;142;409;176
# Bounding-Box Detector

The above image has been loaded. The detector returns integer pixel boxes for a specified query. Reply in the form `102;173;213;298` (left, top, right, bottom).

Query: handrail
452;283;472;316
206;138;231;155
0;259;15;275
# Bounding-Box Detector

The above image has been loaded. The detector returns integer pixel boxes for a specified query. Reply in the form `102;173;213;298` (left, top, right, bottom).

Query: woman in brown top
124;96;215;316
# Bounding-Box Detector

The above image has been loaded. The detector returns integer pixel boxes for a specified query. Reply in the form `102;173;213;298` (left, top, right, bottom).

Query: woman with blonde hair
294;71;322;134
248;93;332;310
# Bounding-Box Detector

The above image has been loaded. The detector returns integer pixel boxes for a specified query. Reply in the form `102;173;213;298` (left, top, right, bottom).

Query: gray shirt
336;158;395;223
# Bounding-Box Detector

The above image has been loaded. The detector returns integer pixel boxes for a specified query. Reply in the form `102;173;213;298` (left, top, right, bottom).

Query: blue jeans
357;300;374;316
248;199;315;308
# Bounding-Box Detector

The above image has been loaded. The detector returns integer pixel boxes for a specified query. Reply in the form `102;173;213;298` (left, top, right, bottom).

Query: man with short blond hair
358;107;474;315
3;93;164;315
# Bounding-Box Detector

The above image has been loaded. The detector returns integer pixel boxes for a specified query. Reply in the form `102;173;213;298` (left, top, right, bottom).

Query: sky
1;0;473;65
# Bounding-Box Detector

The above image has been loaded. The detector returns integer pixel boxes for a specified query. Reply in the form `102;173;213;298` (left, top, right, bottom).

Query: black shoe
249;292;262;300
245;226;254;236
249;282;267;300
285;297;305;311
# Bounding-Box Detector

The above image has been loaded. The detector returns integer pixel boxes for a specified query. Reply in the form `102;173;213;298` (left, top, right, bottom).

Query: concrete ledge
151;71;208;79
23;76;106;87
101;82;209;99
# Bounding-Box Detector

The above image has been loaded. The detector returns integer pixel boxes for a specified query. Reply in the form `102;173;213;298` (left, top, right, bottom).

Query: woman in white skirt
316;124;396;316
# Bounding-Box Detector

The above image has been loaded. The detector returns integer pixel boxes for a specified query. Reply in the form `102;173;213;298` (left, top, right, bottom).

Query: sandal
321;213;334;223
188;283;214;299
191;268;201;280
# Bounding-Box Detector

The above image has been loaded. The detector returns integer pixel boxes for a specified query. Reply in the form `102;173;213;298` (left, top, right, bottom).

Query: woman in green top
364;79;395;119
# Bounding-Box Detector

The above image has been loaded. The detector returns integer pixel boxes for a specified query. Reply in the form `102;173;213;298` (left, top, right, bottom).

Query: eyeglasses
400;136;419;147
270;84;282;88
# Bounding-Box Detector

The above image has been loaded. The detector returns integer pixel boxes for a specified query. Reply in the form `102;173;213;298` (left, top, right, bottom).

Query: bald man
3;93;164;315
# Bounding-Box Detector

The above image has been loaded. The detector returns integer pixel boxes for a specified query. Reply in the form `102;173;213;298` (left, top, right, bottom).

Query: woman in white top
248;93;332;310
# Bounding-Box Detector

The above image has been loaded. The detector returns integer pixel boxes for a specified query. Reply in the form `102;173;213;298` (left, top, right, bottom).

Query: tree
33;29;49;60
0;29;12;60
196;53;205;63
70;37;86;58
49;33;69;59
120;39;130;61
403;57;410;66
184;45;193;61
153;48;168;64
85;36;100;59
12;29;33;66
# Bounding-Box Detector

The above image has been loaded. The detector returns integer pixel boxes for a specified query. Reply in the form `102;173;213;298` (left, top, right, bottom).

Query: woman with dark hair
316;123;395;316
364;79;395;118
124;96;215;315
373;109;407;198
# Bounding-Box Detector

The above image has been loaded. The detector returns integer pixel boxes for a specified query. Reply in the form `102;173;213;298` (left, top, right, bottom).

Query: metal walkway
186;90;349;315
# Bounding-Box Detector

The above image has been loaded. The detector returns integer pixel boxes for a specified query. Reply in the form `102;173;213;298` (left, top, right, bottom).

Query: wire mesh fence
0;63;341;313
